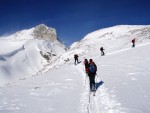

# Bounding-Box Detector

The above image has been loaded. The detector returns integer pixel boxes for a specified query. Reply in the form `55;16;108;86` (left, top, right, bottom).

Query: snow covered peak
33;24;57;42
0;24;66;56
35;24;49;29
0;24;59;43
0;24;67;86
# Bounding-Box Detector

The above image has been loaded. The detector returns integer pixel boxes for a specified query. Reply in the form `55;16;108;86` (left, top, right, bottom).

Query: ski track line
75;64;89;113
75;64;91;113
76;64;101;113
76;64;128;113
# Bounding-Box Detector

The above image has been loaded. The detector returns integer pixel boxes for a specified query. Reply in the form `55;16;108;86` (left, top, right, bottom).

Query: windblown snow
0;25;150;113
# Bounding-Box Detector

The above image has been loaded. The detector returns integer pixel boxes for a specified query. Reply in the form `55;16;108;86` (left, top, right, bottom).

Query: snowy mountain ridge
1;24;150;86
45;25;150;77
0;24;58;41
0;24;66;86
69;25;150;57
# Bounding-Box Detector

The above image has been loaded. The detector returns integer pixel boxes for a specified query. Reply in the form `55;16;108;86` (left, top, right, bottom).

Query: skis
90;89;96;96
90;84;96;96
92;90;96;96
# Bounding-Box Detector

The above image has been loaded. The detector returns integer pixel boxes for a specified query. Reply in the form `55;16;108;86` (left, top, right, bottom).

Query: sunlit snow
0;25;150;113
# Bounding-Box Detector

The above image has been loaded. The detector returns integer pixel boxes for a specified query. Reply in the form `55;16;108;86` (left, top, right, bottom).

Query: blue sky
0;0;150;46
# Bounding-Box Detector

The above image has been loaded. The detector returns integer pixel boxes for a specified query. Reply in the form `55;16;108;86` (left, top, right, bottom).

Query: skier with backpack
132;38;136;47
100;47;105;56
88;59;97;92
74;54;79;65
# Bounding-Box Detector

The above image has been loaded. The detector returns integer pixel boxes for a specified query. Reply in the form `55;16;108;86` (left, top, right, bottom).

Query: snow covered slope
69;25;150;58
0;33;150;113
94;43;150;113
0;25;150;113
0;24;66;86
51;25;150;71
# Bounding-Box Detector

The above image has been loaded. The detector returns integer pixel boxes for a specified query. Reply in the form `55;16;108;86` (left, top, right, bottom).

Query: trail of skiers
99;38;136;56
74;38;136;92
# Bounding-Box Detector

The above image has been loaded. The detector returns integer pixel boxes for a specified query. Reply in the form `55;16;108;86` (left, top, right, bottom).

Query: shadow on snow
95;80;104;91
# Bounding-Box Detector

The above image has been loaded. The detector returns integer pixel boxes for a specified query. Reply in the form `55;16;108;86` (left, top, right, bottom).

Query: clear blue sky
0;0;150;46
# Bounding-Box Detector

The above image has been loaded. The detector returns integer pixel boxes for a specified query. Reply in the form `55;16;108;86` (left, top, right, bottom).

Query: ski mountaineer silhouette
132;38;136;47
100;47;105;56
74;54;79;65
88;59;97;93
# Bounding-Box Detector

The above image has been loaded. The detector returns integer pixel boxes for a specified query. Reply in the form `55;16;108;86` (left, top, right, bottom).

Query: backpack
89;63;96;73
74;54;78;59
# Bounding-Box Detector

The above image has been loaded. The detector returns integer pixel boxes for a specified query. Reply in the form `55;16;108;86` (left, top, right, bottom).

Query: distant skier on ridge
132;38;136;47
100;47;105;56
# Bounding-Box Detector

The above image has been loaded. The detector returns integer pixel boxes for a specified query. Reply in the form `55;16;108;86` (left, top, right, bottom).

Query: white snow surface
0;25;150;113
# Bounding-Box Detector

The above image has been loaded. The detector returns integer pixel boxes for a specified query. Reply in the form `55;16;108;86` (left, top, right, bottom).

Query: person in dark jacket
74;54;79;65
100;47;105;56
88;59;97;91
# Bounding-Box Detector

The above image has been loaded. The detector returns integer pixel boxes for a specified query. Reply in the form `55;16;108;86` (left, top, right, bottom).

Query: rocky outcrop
33;24;57;42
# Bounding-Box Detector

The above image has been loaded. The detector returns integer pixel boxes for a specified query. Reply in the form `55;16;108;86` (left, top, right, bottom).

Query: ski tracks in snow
76;64;127;113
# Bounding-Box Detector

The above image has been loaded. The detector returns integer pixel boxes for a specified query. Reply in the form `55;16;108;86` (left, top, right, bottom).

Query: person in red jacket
132;38;135;47
83;59;89;74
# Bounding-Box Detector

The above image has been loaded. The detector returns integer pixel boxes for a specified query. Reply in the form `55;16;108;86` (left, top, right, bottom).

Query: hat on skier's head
89;59;93;63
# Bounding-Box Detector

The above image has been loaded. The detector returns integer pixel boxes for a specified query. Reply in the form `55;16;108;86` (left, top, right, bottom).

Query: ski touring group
73;38;136;96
